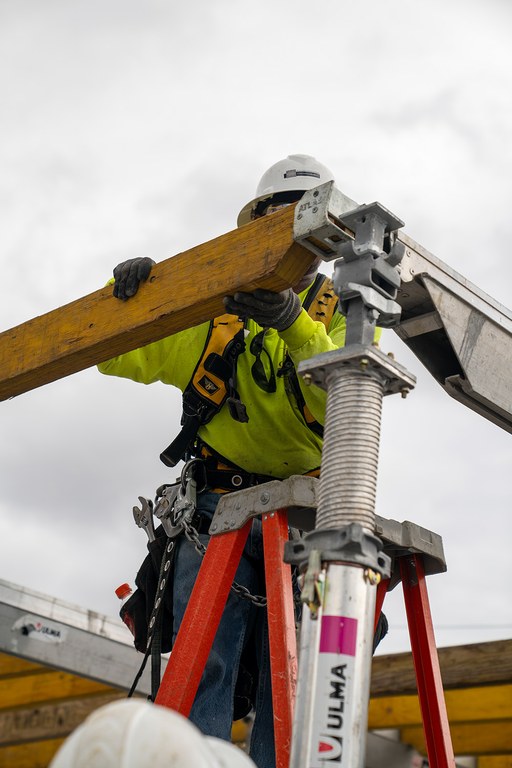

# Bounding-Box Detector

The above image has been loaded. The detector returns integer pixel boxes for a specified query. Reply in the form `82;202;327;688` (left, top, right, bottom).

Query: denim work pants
172;491;276;768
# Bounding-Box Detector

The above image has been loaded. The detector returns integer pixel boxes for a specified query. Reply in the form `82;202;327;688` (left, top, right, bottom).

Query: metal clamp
333;202;405;336
298;344;417;398
293;181;359;261
153;460;198;538
294;183;406;345
210;476;446;585
284;523;392;577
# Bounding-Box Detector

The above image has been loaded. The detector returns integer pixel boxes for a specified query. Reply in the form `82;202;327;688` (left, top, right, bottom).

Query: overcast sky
1;0;511;657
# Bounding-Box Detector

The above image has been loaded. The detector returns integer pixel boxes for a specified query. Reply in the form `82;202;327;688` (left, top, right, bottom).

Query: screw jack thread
316;369;384;532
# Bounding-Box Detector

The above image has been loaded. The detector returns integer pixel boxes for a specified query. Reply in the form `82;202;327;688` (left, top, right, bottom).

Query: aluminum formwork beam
0;578;153;695
293;180;512;434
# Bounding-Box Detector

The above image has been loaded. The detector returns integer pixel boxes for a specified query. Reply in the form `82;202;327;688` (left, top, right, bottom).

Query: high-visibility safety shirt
98;283;350;478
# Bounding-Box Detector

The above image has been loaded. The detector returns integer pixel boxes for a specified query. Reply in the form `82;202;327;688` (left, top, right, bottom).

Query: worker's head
237;154;335;227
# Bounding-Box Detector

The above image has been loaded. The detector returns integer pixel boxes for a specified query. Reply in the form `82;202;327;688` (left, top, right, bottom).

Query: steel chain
181;518;268;608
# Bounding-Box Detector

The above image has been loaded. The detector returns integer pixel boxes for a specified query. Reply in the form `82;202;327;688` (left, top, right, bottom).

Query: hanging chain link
181;517;268;608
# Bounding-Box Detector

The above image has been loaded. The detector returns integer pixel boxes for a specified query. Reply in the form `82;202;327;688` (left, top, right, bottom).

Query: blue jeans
172;491;275;768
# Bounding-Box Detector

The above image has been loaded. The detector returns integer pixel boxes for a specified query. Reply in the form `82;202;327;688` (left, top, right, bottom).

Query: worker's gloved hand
112;257;155;300
223;288;301;331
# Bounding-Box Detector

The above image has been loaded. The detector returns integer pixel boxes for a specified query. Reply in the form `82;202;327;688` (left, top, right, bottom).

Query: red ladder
155;499;455;768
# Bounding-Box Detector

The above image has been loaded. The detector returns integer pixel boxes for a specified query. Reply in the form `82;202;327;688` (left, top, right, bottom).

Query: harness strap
279;275;338;438
160;315;247;467
160;276;339;468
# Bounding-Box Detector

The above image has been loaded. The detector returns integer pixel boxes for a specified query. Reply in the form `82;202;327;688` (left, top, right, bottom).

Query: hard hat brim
237;193;274;227
237;155;335;227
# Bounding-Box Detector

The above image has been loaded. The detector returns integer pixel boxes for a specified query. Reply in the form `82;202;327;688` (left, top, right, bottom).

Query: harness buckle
154;460;202;538
226;396;249;423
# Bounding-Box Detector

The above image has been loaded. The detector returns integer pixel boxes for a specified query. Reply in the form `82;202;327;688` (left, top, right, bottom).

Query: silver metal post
317;367;383;532
289;197;416;767
291;367;386;767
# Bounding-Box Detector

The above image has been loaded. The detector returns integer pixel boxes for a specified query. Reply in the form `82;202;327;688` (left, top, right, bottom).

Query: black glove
112;257;155;300
223;288;302;331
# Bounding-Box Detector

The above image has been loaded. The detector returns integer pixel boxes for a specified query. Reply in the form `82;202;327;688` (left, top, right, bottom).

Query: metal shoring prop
287;195;416;767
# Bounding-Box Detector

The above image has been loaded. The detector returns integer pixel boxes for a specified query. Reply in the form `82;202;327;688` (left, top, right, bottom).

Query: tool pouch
119;525;175;654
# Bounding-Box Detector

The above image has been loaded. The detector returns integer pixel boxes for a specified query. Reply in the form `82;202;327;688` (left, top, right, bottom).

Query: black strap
276;273;331;438
250;330;277;393
253;190;304;218
160;412;203;467
127;537;177;700
127;647;151;699
204;466;277;491
302;272;326;312
150;608;163;700
160;326;247;467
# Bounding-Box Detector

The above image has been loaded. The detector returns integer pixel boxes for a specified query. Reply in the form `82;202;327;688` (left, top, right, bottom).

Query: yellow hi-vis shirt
98;285;354;478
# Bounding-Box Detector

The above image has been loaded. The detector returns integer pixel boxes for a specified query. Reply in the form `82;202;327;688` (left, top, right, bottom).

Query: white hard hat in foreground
49;699;256;768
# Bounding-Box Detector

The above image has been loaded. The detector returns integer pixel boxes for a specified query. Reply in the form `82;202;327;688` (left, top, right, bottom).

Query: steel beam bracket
335;202;406;343
208;476;446;586
294;183;407;344
298;344;417;398
284;522;392;576
293;181;359;262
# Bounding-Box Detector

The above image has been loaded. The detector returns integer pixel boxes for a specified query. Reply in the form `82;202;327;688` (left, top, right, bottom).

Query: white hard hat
49;699;255;768
237;154;335;226
206;737;258;767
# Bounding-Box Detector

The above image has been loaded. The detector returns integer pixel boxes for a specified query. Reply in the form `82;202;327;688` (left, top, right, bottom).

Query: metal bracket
285;523;392;576
294;184;407;343
209;476;446;584
298;344;417;397
209;475;318;534
153;481;198;539
334;202;406;344
339;202;404;262
374;516;447;589
293;181;359;261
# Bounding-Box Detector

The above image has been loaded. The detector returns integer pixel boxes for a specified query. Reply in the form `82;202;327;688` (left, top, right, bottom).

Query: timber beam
370;640;512;759
368;683;512;729
371;639;512;696
402;720;512;757
0;205;314;401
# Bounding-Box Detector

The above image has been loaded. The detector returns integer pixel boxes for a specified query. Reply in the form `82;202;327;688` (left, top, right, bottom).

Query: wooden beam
0;670;114;710
401;721;512;756
478;757;512;768
0;737;65;768
0;206;314;401
0;691;126;746
368;684;512;728
371;640;512;696
0;653;44;678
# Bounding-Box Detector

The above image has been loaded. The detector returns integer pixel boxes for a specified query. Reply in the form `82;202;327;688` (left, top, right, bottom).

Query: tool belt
196;444;320;493
204;464;278;493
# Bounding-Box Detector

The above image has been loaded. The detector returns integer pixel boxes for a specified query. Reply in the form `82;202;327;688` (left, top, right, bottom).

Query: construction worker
99;155;385;768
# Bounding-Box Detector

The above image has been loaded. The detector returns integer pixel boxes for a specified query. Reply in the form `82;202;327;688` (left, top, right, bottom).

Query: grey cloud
1;0;511;653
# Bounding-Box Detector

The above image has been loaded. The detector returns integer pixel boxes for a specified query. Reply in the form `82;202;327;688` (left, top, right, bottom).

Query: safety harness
160;274;339;468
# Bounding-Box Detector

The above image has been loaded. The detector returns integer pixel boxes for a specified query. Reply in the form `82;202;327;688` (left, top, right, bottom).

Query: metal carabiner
180;457;206;493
